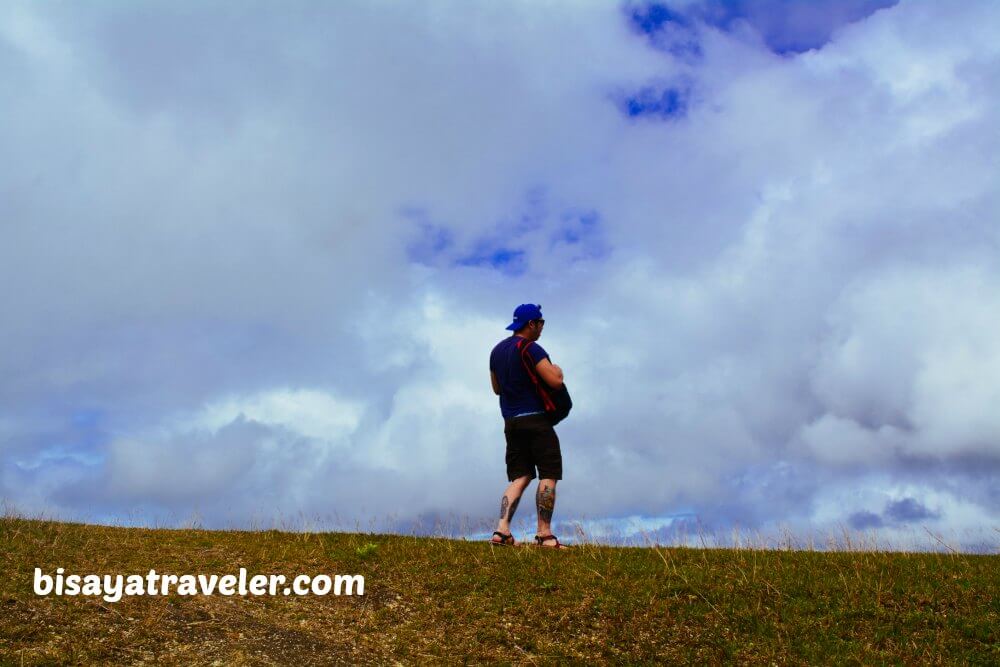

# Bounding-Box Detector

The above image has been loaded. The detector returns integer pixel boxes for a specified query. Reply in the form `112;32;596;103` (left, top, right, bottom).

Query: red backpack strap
516;338;556;412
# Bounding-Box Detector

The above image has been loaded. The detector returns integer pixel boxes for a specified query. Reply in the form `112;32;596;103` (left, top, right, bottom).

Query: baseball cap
505;303;543;331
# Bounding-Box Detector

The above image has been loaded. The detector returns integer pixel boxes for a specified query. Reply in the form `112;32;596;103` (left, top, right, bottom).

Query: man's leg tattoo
536;484;555;523
499;494;522;522
506;496;521;522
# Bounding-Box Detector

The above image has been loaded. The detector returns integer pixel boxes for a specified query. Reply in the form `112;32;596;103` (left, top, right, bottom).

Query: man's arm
490;371;501;395
535;358;564;389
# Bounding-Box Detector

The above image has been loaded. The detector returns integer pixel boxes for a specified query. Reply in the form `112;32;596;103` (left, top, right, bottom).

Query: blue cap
505;303;543;331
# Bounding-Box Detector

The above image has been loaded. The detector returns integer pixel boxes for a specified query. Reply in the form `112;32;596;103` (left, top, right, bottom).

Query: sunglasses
532;319;545;326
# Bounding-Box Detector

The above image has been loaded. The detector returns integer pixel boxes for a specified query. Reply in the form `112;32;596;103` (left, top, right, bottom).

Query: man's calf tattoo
499;495;521;522
536;484;555;523
506;496;521;521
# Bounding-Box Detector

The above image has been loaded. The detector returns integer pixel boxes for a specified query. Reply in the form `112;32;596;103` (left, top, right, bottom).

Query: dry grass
1;515;997;665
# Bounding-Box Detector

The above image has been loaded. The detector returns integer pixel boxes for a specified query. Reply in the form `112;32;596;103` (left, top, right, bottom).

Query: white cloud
808;263;1000;462
177;389;364;442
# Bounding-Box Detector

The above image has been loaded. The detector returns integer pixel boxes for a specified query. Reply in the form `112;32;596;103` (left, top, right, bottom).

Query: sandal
534;534;569;549
490;531;517;546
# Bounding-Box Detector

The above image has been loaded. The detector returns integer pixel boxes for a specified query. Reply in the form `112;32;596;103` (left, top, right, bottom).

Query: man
488;303;568;549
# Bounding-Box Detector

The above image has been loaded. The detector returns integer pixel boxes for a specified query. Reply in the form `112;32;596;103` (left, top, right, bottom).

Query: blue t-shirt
489;336;550;419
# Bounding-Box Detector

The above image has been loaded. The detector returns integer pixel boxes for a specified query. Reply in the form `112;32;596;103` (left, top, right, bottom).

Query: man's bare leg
493;475;532;541
536;479;557;541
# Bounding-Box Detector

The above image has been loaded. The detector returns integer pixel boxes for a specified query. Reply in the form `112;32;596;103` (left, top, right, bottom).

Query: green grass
1;516;997;664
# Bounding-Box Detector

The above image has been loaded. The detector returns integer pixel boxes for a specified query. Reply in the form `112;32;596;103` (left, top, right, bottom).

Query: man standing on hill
488;304;568;549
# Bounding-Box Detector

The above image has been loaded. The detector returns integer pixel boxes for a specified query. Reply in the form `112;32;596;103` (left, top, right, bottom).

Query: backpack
515;338;573;425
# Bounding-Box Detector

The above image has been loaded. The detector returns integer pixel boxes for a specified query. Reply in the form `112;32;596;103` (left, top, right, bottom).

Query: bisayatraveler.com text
34;567;364;603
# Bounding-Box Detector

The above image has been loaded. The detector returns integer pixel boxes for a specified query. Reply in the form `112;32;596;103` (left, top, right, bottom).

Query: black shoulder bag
515;338;572;425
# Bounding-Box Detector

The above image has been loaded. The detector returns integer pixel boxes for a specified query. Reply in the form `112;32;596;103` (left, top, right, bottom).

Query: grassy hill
1;516;997;664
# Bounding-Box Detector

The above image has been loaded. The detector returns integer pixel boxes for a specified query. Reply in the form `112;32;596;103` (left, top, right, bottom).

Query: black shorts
504;413;562;481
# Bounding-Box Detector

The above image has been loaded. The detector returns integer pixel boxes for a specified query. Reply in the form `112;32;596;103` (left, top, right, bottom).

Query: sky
2;0;998;552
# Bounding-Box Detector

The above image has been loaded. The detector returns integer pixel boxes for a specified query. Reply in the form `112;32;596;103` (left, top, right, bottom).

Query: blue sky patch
404;192;609;276
404;205;533;276
628;0;898;56
456;245;527;276
623;85;688;119
699;0;898;54
628;3;691;34
627;2;702;60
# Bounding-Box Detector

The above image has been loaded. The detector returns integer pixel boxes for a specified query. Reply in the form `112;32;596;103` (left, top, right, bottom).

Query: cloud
848;511;884;530
884;497;939;523
846;496;938;533
1;1;999;549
